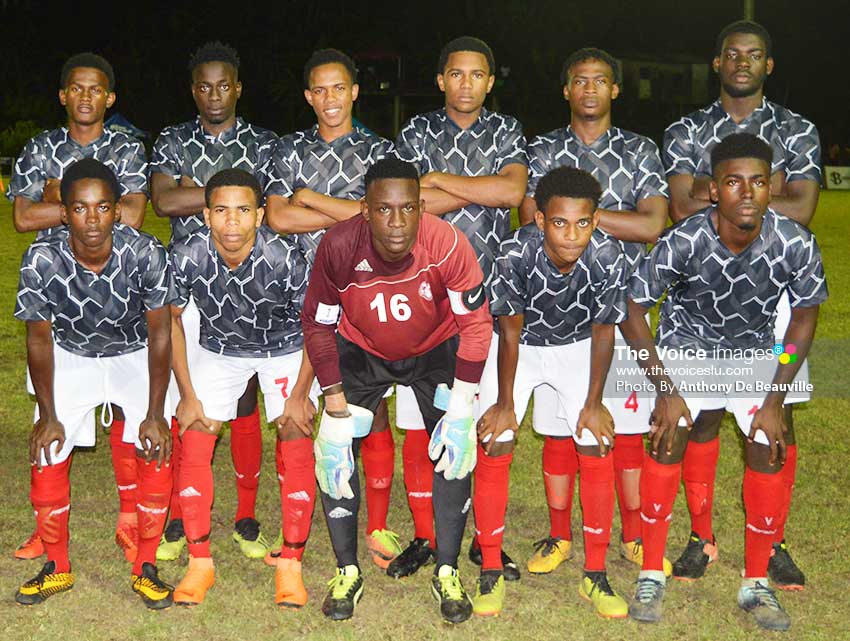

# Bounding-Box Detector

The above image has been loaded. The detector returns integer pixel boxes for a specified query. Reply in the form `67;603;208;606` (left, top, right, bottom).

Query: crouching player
622;134;827;631
302;159;492;623
474;167;630;618
14;158;174;608
168;168;317;608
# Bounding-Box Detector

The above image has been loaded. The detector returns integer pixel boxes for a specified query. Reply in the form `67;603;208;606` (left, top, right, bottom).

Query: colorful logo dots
777;343;797;365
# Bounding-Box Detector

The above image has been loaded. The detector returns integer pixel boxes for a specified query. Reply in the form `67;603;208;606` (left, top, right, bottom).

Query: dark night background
1;0;847;158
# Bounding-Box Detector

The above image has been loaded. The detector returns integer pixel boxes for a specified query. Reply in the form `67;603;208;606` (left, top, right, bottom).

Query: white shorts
191;348;318;423
28;344;166;465
774;291;810;404
168;298;202;416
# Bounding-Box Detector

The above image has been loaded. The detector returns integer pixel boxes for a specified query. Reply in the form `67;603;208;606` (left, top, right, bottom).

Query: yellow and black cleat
16;561;75;605
132;562;174;610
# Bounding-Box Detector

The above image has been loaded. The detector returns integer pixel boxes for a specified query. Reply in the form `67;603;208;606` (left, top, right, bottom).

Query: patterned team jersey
302;213;493;388
629;208;828;351
15;224;173;357
526;126;668;269
491;224;627;345
392;108;527;290
6;127;148;239
171;226;308;358
663;98;821;183
150;117;277;244
263;125;393;263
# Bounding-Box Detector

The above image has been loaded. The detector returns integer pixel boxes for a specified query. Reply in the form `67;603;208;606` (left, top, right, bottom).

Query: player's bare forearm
423;164;527;208
586;323;615;405
26;320;58;420
767;179;820;227
297;190;361;222
265;195;337;233
145;306;172;418
619;300;677;392
518;195;537;226
169;306;197;402
322;385;349;416
764;305;819;406
495;315;523;408
150;173;206;218
12;197;63;233
596;196;668;243
668;174;712;223
118;193;147;229
420;186;471;215
291;347;316;398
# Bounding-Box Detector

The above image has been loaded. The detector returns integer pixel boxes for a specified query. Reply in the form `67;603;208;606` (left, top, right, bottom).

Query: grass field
0;192;848;641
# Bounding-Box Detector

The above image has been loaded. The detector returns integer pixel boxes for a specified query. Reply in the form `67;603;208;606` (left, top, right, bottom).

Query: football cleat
321;565;363;621
768;541;805;591
737;581;791;631
527;536;573;574
620;539;673;577
431;565;472;624
275;557;307;609
366;528;402;569
115;522;139;563
173;556;215;606
131;562;174;610
387;537;436;579
578;572;628;619
672;532;718;581
472;570;505;617
468;541;521;581
628;575;666;623
232;517;270;559
156;519;186;562
14;531;45;560
15;561;74;605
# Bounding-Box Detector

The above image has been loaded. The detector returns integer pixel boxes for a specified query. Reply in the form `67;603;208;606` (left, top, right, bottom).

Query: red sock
361;428;394;534
682;437;719;540
31;458;72;573
230;407;262;523
402;430;434;546
640;455;681;571
613;434;644;543
543;437;577;541
134;456;172;574
743;467;785;578
179;430;216;558
578;453;615;571
168;417;183;520
473;446;512;571
776;444;797;541
109;421;138;514
276;438;315;561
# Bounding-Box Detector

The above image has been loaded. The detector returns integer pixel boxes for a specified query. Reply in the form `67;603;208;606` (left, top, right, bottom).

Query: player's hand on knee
29;417;66;471
748;398;786;467
139;415;172;470
277;393;317;438
176;396;214;436
477;403;519;455
577;402;615;457
314;407;366;500
650;392;693;456
429;379;478;480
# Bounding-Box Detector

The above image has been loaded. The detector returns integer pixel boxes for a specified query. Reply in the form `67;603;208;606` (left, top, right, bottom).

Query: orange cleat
275;558;307;609
14;532;45;560
115;523;138;563
174;556;215;606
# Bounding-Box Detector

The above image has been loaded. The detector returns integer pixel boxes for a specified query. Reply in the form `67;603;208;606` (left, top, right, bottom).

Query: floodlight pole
744;0;755;19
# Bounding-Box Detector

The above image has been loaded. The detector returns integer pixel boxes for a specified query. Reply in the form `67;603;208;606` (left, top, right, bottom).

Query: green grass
0;194;848;641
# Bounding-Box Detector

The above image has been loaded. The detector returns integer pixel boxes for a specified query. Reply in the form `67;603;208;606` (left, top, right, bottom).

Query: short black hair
189;41;240;75
204;168;262;207
303;48;358;88
60;158;120;205
60;53;115;91
560;47;621;85
710;133;773;175
534;166;602;213
364;158;419;191
715;20;773;58
437;36;495;75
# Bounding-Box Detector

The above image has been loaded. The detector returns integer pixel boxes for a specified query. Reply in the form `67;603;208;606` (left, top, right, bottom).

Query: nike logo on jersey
355;259;373;272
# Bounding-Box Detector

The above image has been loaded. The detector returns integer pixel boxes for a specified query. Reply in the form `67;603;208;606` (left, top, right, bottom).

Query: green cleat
472;571;505;617
431;565;472;624
232;518;270;559
156;519;186;562
366;528;402;569
322;565;364;621
578;572;628;619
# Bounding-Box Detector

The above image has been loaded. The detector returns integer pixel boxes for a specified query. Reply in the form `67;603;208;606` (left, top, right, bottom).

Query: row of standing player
7;21;822;631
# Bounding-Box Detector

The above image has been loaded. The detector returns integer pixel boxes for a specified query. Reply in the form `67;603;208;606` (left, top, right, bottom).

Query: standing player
263;48;399;569
169;169;316;608
391;36;527;580
517;47;669;576
7;52;149;563
150;42;277;561
662;21;821;587
474;167;630;618
302;159;492;623
624;134;826;631
14;158;173;609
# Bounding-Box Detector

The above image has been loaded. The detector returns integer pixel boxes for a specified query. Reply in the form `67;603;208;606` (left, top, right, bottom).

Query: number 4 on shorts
275;377;289;398
624;391;638;413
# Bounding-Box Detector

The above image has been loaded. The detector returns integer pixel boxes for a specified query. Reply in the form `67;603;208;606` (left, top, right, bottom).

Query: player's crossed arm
151;173;206;219
264;193;337;234
420;163;527;213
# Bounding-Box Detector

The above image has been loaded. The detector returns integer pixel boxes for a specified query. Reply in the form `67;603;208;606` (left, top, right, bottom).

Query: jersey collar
439;106;490;133
563;124;616;151
711;97;769;127
194;116;245;144
60;126;112;149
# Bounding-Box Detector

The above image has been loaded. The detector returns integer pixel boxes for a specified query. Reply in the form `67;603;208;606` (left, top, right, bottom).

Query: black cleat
387;537;436;579
672;531;718;581
768;541;805;591
321;565;364;621
431;565;472;624
16;561;75;605
468;541;521;581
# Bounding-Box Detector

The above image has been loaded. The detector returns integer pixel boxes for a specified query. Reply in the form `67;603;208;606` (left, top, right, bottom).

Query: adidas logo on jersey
355;258;373;272
328;507;353;519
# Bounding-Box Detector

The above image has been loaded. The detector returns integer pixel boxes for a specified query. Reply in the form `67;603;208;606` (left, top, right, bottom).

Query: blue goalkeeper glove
314;404;374;499
428;379;478;480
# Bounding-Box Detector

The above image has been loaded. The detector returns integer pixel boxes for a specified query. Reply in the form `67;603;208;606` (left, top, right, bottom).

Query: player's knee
278;422;307;442
745;441;782;474
689;409;723;442
187;420;223;436
479;430;515;457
